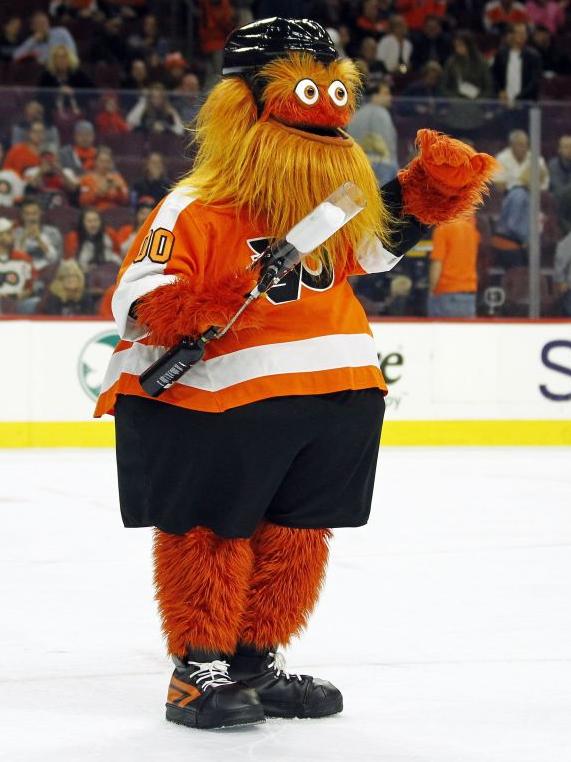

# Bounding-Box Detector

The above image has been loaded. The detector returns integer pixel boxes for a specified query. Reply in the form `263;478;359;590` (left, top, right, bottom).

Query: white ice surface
1;447;571;762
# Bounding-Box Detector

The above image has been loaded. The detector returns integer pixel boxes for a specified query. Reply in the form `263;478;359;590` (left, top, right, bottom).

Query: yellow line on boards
0;420;570;447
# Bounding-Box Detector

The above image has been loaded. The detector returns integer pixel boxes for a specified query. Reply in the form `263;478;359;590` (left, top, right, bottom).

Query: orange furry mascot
95;18;497;730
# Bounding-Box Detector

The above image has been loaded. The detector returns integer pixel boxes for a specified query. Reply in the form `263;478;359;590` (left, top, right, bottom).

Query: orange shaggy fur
135;269;265;347
239;522;332;649
398;129;498;225
154;527;254;657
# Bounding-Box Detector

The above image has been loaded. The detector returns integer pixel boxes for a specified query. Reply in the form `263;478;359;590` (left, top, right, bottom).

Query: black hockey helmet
222;17;338;77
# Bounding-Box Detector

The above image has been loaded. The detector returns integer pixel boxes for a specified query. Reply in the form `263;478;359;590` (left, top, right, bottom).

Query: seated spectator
12;10;77;64
172;73;201;123
0;17;23;62
13;197;63;270
348;81;398;166
441;30;494;132
355;0;391;41
79;146;129;210
0;144;25;207
131;153;170;207
529;25;570;75
127;13;169;61
0;217;35;314
494;129;549;246
59;120;97;176
91;15;129;69
483;0;529;32
553;230;571;315
163;52;190;90
428;214;480;317
121;59;149;108
64;208;122;270
399;61;443;114
37;43;94;124
95;92;130;137
396;0;448;30
127;83;184;135
525;0;566;34
4;121;47;178
36;259;95;315
377;15;413;73
410;14;451;70
11;100;60;152
549;135;571;232
548;135;571;197
113;196;155;256
357;133;398;186
492;23;543;103
23;150;79;206
356;37;388;93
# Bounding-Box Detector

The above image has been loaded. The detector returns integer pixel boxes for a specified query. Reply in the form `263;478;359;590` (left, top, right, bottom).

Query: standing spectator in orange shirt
4;121;47;178
79;147;129;211
428;215;480;317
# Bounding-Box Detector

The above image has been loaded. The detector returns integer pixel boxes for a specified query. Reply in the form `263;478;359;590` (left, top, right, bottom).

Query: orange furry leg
153;527;254;658
239;522;332;650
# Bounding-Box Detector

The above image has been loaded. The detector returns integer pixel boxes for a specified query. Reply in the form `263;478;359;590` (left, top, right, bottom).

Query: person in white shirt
495;129;549;191
494;129;549;247
377;15;413;73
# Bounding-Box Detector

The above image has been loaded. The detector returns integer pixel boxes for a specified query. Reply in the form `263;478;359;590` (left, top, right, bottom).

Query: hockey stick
138;182;366;398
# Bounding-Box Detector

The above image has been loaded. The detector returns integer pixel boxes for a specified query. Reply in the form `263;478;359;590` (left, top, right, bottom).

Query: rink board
0;318;569;446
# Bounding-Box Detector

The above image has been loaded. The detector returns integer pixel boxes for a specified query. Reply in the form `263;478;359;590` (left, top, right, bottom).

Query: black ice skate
165;650;265;729
229;646;343;719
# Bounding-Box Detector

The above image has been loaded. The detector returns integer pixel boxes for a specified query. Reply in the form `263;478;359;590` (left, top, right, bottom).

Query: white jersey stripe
356;235;402;273
112;190;196;341
101;333;380;395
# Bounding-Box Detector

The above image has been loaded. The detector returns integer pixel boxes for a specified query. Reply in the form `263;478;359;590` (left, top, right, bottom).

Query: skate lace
268;652;303;683
187;660;235;690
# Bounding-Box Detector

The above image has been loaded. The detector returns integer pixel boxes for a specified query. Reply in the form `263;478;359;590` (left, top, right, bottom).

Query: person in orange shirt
428;214;480;317
78;146;129;211
3;121;46;178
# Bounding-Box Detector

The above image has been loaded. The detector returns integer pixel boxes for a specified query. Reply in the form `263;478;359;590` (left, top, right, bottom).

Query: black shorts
114;389;385;539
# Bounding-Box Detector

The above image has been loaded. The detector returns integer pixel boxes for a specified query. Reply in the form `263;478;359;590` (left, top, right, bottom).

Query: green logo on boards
78;330;120;401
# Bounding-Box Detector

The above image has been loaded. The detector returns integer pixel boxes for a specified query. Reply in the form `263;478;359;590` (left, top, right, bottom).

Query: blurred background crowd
1;0;571;318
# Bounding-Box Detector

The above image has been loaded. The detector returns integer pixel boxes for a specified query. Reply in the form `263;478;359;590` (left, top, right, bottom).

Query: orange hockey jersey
95;189;402;416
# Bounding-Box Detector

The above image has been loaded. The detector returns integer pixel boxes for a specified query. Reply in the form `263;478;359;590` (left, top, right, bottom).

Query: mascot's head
177;17;389;267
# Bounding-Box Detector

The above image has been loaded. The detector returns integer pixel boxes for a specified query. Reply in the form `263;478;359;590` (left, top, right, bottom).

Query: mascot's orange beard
176;74;391;269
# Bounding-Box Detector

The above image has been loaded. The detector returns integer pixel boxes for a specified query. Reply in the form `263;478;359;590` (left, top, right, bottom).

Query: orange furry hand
397;128;499;225
135;268;264;348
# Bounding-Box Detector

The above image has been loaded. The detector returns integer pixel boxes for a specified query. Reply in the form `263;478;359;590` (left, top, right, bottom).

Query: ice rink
2;446;571;762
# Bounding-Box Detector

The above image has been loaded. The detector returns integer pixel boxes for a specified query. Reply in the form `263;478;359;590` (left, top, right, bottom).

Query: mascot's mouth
269;117;352;146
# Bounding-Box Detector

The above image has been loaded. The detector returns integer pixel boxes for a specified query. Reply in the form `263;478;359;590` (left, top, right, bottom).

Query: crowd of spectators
1;1;571;317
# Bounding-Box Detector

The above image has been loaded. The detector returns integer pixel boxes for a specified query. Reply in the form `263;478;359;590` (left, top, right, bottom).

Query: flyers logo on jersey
247;238;334;305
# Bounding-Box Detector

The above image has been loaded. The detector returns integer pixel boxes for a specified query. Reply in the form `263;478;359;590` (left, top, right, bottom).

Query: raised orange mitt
397;129;498;225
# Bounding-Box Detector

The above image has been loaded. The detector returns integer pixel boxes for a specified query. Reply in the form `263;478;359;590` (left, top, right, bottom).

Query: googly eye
328;80;348;107
294;78;320;105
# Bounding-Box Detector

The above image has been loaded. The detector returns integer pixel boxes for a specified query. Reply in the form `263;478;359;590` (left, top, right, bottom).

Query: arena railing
0;86;569;321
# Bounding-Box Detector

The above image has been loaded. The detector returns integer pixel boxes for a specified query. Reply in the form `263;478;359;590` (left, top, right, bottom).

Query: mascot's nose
271;96;350;129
